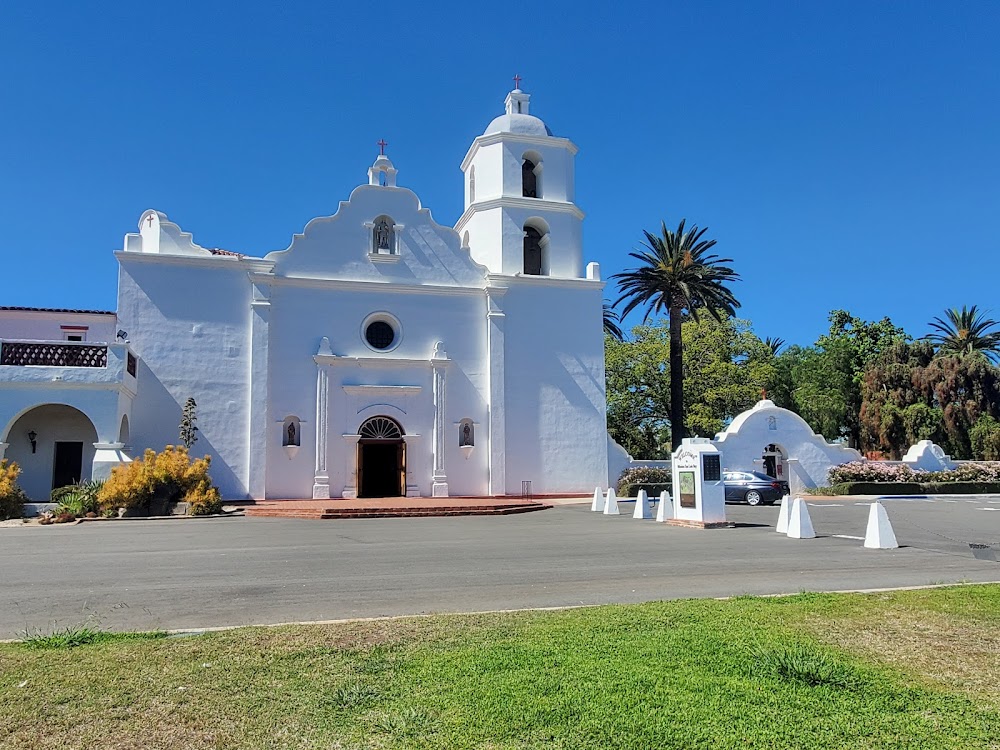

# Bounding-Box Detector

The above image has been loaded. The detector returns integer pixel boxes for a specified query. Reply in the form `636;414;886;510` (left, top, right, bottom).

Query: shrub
970;415;1000;461
825;482;925;496
97;446;222;516
0;459;27;520
828;459;1000;486
617;466;672;497
827;462;921;484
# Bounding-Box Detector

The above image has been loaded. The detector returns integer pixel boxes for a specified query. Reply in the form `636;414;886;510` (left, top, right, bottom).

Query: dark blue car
722;471;788;506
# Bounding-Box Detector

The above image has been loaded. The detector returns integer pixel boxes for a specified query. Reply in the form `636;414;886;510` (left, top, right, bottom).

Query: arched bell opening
521;150;543;198
357;416;405;498
522;218;550;276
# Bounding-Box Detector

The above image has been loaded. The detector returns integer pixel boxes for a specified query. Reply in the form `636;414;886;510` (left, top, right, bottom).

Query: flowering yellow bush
97;446;222;516
0;459;28;520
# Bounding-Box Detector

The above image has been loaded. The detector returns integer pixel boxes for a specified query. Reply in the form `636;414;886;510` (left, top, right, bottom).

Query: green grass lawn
1;585;998;749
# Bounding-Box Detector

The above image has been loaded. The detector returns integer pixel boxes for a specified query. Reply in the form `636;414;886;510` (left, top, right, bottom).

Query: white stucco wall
713;400;862;492
499;276;607;494
116;253;255;499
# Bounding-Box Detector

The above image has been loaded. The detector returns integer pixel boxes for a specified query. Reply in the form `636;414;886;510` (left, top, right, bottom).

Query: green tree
859;340;939;458
859;341;1000;459
916;353;1000;458
612;220;740;449
605;316;774;457
682;315;776;438
927;305;1000;361
772;310;907;447
605;322;672;458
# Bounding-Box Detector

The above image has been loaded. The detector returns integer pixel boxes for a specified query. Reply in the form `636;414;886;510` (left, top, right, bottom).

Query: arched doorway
762;443;788;482
2;404;99;500
357;416;405;498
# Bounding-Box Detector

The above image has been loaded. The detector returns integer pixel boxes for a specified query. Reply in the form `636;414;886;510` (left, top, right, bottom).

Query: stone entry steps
245;498;552;520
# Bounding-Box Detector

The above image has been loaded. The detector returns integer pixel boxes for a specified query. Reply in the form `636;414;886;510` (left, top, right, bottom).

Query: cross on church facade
512;74;522;90
146;214;154;227
377;139;388;156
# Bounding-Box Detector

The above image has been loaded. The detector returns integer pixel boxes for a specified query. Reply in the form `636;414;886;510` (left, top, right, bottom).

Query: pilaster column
341;435;361;498
431;342;449;497
401;434;421;497
312;359;330;499
248;278;271;500
486;285;508;496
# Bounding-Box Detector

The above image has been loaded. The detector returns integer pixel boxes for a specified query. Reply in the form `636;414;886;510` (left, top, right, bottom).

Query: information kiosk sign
669;438;730;528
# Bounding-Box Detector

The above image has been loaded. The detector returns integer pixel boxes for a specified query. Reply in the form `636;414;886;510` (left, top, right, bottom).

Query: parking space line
832;534;865;541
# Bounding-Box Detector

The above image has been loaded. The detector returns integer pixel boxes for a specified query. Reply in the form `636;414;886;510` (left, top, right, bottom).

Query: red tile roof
0;306;116;316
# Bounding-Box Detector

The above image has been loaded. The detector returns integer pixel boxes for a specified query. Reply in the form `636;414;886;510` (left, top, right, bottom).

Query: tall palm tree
603;302;624;341
927;305;1000;361
612;219;740;450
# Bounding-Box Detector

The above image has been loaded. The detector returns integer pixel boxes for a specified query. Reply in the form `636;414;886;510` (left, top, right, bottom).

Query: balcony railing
0;341;109;368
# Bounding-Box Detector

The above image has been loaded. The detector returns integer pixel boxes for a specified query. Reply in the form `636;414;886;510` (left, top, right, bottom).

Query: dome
483;112;553;137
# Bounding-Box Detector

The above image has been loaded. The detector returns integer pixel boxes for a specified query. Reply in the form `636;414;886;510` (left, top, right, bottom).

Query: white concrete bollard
591;487;605;512
633;489;653;519
786;497;816;539
863;501;898;549
775;494;791;534
603;488;620;515
655;490;672;522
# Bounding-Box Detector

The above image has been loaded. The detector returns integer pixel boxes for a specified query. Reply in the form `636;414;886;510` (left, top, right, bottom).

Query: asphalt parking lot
0;496;997;638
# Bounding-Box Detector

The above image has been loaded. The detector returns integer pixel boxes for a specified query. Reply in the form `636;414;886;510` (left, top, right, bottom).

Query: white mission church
0;86;611;501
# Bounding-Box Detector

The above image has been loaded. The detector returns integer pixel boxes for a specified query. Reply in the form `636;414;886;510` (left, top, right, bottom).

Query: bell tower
455;84;584;278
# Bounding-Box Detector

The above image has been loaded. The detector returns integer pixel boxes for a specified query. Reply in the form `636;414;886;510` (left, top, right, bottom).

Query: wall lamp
27;430;37;454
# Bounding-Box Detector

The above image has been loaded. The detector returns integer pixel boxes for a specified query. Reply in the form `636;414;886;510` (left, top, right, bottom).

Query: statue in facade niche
375;219;392;251
286;421;297;446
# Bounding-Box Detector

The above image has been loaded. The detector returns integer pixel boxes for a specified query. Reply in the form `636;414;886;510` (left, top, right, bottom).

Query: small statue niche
372;216;395;254
282;417;301;447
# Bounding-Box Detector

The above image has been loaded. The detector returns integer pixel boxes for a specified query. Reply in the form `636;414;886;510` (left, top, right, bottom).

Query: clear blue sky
1;1;997;347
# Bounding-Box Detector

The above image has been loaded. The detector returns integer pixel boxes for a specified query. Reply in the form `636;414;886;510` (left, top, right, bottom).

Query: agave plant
51;480;105;517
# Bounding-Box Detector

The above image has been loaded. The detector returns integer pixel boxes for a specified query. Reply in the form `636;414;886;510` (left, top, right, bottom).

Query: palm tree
603;302;624;341
612;219;740;450
927;305;1000;361
763;336;786;356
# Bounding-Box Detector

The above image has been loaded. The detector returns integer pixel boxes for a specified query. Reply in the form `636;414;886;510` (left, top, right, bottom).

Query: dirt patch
800;601;1000;707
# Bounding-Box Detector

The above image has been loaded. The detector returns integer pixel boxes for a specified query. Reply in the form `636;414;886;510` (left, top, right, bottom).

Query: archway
357;416;405;498
761;443;788;482
119;414;130;447
2;404;99;500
